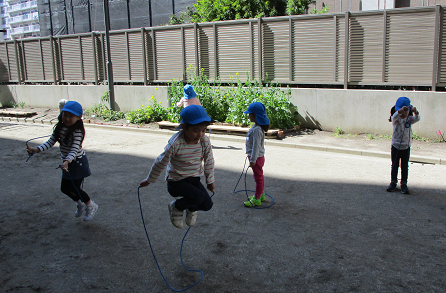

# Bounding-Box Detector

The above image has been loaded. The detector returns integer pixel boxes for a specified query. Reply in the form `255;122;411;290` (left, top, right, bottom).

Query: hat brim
180;116;211;125
62;108;83;116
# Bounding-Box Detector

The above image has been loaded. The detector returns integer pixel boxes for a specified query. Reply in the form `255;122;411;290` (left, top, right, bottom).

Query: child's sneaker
401;184;410;194
386;182;397;192
168;201;184;229
83;202;98;221
248;194;266;202
75;202;86;217
244;197;261;207
185;209;198;227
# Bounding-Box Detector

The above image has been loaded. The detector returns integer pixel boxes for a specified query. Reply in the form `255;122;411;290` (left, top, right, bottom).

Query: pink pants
248;156;265;199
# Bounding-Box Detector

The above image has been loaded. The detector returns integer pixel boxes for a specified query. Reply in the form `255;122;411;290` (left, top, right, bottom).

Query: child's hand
60;160;69;172
139;179;150;188
249;162;256;168
412;106;419;115
26;144;39;154
207;183;215;193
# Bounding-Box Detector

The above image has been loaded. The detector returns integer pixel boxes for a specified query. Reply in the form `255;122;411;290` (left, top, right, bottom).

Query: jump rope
26;135;85;203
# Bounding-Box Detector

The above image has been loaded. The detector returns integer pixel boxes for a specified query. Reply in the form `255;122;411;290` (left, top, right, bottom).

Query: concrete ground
1;121;445;292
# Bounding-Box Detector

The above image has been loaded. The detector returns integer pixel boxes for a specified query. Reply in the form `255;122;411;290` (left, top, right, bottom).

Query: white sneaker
75;202;86;217
83;202;98;221
185;210;197;227
168;201;184;229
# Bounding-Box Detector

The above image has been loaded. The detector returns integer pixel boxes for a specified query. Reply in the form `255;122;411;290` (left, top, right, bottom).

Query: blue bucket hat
395;97;411;111
180;105;211;125
244;102;270;125
62;101;83;116
183;84;197;99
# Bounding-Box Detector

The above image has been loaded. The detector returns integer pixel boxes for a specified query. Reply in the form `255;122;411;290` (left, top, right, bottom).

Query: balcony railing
6;1;37;13
7;12;38;24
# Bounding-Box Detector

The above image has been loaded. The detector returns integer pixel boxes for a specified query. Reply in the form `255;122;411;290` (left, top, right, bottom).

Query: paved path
1;121;446;292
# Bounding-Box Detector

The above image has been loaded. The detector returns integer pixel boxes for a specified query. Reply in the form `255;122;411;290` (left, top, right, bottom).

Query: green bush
84;92;125;121
168;68;299;129
126;98;168;124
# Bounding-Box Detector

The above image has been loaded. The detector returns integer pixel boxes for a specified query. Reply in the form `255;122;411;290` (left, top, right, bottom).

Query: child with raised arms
26;101;98;221
139;105;215;228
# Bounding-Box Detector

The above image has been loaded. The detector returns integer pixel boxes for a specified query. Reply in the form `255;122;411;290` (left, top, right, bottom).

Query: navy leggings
391;146;410;185
61;178;90;203
167;177;213;212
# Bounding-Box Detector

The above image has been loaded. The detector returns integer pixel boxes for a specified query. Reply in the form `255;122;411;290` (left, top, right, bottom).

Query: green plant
168;67;299;130
335;127;345;135
84;92;125;121
366;133;375;140
126;97;168;124
5;101;25;108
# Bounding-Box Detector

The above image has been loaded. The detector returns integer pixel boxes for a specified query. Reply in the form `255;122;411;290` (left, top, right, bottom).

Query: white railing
8;12;39;24
6;0;37;13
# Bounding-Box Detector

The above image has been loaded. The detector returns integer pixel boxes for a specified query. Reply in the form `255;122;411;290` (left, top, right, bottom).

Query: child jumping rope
243;102;270;207
26;101;98;221
176;84;202;108
386;96;420;194
139;105;215;229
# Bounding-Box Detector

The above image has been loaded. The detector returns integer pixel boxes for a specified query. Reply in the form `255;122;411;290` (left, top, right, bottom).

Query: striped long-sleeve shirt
37;127;85;162
146;130;215;184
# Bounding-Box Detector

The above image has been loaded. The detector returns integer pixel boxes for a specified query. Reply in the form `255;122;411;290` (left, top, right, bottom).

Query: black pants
167;177;213;212
391;146;410;185
61;177;90;203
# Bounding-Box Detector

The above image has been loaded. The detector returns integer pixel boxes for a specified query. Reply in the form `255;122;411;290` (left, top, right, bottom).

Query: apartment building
4;0;39;39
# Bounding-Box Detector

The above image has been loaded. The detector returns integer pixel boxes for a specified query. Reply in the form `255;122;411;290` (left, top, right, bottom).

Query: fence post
181;26;186;81
92;32;98;85
432;5;441;91
258;17;263;82
344;11;350;89
249;21;253;80
141;27;147;86
289;16;293;82
382;9;387;84
333;15;337;82
151;28;157;81
49;36;57;84
13;39;21;84
194;22;199;77
213;23;217;80
79;36;85;81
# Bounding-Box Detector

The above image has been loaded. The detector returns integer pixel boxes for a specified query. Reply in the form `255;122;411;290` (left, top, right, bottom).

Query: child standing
139;105;215;229
176;84;202;108
386;96;420;194
243;102;270;207
26;101;98;221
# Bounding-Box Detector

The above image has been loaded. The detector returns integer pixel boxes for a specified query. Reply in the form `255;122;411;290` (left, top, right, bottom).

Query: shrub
126;97;168;124
84;92;125;121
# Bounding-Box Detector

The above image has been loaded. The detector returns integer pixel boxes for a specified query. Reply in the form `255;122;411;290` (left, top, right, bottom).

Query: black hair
389;106;396;122
258;123;269;132
184;121;211;129
53;113;86;144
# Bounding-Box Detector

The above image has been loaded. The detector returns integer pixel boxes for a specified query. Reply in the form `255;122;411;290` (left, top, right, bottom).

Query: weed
126;98;168;124
84;92;125;121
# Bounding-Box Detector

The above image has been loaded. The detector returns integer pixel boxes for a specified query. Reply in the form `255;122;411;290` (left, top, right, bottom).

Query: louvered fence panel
198;25;216;80
6;42;20;81
263;20;290;82
80;35;96;82
293;16;336;83
184;26;197;77
59;37;83;81
22;40;44;81
438;8;446;85
40;38;55;82
154;29;183;81
109;33;129;82
216;24;251;81
385;10;435;85
0;43;9;81
349;14;384;84
127;31;145;82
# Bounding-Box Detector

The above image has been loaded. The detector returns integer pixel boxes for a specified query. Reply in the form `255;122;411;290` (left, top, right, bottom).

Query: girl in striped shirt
139;105;215;229
26;101;98;221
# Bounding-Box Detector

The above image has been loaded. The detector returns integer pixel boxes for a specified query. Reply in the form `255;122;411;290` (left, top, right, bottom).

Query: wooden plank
0;110;37;117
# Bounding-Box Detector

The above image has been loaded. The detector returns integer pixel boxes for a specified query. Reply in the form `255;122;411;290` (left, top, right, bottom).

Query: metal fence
1;5;445;90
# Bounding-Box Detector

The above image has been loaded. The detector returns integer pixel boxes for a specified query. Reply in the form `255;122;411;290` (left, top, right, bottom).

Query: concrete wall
1;84;444;139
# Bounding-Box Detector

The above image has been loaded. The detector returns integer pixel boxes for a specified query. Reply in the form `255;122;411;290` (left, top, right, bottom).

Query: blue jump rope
26;135;85;202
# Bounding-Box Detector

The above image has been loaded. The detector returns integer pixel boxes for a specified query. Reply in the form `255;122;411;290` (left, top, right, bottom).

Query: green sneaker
244;197;261;207
248;194;266;202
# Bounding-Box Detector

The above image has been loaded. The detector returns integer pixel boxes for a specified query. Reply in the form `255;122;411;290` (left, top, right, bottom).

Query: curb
2;118;444;165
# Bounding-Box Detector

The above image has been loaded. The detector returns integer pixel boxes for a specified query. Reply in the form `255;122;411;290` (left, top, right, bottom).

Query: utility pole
103;0;115;110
